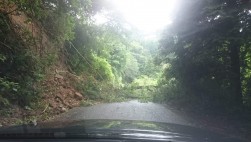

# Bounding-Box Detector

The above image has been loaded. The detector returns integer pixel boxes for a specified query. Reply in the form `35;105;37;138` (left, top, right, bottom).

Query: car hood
0;119;245;142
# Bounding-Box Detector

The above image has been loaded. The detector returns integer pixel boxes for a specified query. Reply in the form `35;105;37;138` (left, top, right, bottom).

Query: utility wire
68;41;104;81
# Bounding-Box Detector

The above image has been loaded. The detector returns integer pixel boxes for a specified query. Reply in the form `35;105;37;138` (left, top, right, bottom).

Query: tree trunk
229;40;243;106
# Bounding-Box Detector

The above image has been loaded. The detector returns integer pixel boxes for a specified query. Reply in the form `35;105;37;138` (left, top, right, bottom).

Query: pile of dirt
0;66;86;127
41;70;85;115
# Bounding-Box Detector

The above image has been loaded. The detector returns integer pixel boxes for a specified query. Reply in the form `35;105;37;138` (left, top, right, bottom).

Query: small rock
29;119;37;126
32;119;37;126
0;123;2;127
61;107;67;112
58;79;63;84
74;92;83;100
49;102;56;108
59;104;63;108
55;74;64;79
24;106;32;110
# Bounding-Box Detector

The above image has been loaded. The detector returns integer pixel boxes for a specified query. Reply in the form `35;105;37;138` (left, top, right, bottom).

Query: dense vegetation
0;0;89;107
1;0;251;119
157;0;251;113
0;0;159;108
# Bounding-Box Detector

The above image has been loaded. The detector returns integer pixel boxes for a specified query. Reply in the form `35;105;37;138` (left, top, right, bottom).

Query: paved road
55;100;195;126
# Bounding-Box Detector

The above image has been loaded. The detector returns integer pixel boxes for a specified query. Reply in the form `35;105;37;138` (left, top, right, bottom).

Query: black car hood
0;119;245;142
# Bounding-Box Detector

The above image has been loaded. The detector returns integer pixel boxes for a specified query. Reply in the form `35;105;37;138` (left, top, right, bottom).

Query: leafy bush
123;54;139;83
0;78;18;107
131;75;157;87
153;78;181;103
92;54;115;81
0;14;52;107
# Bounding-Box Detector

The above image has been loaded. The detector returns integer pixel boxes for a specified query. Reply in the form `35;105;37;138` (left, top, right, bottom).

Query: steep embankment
0;4;85;126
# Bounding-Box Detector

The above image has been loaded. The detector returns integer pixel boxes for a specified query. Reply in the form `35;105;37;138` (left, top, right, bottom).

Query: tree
159;0;251;109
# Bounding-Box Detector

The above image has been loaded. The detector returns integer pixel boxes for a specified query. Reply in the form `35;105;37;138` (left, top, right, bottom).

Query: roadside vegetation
0;0;159;125
0;0;251;133
156;0;251;114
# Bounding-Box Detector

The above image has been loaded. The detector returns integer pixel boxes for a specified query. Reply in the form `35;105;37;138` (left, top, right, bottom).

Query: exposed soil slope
0;4;85;126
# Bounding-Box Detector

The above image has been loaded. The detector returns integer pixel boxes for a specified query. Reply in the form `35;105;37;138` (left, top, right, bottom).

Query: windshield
0;0;250;141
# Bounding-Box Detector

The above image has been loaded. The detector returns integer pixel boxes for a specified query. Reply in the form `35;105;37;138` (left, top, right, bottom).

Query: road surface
55;100;195;126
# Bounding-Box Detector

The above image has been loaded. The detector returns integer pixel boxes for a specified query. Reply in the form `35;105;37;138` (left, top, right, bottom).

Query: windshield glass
0;0;250;141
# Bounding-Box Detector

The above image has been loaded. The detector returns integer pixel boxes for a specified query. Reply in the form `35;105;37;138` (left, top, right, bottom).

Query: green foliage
0;13;56;107
0;54;6;62
43;13;76;41
75;77;128;103
74;75;98;99
0;78;18;107
158;0;251;112
92;54;115;81
10;0;92;42
0;49;44;106
131;75;158;87
241;45;251;107
80;100;96;107
123;53;139;83
97;83;128;102
10;0;45;19
66;17;145;86
1;0;162;108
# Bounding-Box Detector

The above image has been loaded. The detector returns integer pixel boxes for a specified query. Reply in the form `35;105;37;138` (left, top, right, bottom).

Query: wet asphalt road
55;100;194;126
